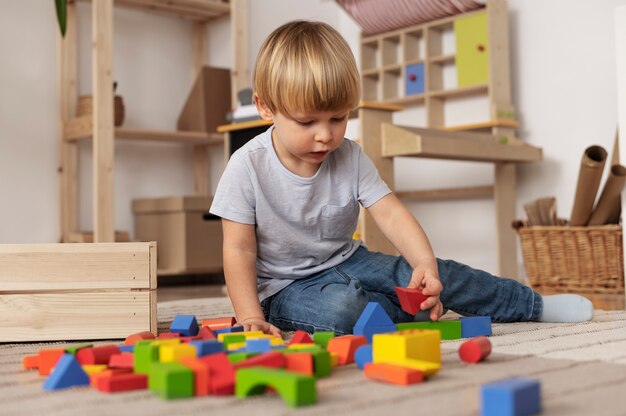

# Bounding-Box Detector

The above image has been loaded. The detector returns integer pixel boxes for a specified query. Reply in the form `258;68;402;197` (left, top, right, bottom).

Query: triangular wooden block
354;302;395;328
177;66;231;133
395;287;428;315
43;354;90;390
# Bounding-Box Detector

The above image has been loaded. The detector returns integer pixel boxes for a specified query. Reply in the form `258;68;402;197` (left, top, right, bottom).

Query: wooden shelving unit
58;0;249;244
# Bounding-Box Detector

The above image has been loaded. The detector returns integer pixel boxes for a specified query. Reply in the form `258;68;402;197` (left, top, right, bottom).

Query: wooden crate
0;242;157;342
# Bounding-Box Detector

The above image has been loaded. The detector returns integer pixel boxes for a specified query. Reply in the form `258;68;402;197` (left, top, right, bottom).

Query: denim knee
323;289;370;335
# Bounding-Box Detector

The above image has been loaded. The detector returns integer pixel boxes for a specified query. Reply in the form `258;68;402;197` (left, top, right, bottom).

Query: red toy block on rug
459;336;492;364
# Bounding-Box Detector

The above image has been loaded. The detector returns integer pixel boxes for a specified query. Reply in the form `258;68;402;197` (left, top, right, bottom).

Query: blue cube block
246;338;272;353
481;377;541;416
461;316;492;338
170;315;199;336
189;340;223;356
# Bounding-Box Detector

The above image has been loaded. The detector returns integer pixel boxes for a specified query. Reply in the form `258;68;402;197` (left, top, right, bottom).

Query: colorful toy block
287;343;322;352
82;364;107;376
459;336;492;364
198;352;236;395
76;345;121;365
108;352;134;369
218;333;247;348
312;332;335;349
228;352;259;363
289;330;313;345
198;326;216;340
179;357;211;396
148;362;194;399
159;343;196;363
189;339;223;357
461;316;492;338
43;354;90;391
96;373;148;393
353;302;397;342
90;368;132;387
373;330;441;377
214;326;245;336
119;345;134;353
236;368;317;408
65;343;93;355
364;362;424;385
133;340;159;374
354;344;373;370
234;351;286;369
394;287;429;315
37;348;66;376
284;352;315;376
201;317;236;331
246;338;272;353
170;315;199;336
157;332;181;339
396;320;462;340
326;335;368;365
124;330;155;345
22;354;39;370
481;377;541;416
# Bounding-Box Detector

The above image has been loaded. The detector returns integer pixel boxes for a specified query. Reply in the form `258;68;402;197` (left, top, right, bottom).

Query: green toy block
283;348;330;378
284;345;322;354
312;332;335;349
396;320;462;340
65;343;93;355
148;362;194;399
235;367;316;407
228;352;259;363
220;334;246;348
134;340;159;374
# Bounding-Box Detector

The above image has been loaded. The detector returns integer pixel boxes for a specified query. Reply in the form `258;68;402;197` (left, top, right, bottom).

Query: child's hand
408;267;444;321
238;317;282;338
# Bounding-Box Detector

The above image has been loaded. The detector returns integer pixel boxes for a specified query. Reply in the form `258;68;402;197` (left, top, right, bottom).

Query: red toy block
108;352;134;369
459;336;492;364
23;354;39;370
180;357;212;396
90;368;132;387
201;317;236;331
234;351;286;370
157;332;181;339
38;348;66;376
394;286;429;315
198;326;216;340
76;345;120;365
326;335;368;365
364;362;424;385
96;373;148;393
181;335;203;343
284;352;315;376
198;352;236;395
124;331;155;346
289;330;313;345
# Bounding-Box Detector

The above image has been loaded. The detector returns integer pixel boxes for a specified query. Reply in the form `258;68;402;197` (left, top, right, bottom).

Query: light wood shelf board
79;0;231;21
443;119;519;131
429;84;488;99
396;185;494;201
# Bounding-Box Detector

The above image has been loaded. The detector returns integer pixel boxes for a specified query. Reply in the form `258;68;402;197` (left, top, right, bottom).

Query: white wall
1;0;625;277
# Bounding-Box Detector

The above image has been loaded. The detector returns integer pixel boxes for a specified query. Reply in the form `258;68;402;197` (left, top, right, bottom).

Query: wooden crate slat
0;243;153;291
0;291;153;342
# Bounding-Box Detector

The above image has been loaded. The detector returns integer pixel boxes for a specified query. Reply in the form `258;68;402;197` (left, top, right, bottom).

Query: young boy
210;20;593;337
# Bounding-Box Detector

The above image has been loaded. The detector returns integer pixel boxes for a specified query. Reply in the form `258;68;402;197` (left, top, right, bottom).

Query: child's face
255;97;350;177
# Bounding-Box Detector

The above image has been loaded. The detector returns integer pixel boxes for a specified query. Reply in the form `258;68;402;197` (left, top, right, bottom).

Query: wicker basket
514;222;624;295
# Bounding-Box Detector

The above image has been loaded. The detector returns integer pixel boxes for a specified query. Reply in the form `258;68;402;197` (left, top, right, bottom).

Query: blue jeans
261;246;542;335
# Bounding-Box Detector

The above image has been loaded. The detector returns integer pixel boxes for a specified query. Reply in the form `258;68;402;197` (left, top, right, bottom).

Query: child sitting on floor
210;20;593;337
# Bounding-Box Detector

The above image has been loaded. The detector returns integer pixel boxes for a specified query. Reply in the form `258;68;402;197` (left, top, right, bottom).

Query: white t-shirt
210;126;391;301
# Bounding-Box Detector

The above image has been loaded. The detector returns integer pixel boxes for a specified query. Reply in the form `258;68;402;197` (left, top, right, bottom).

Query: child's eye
331;117;345;123
296;120;313;126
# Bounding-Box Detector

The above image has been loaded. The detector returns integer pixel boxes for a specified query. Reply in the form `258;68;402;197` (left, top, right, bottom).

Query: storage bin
133;196;222;275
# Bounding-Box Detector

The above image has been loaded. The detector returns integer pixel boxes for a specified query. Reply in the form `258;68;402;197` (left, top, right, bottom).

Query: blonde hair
253;20;361;116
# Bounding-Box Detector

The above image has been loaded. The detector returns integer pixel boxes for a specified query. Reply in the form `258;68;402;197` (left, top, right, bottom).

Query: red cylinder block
76;345;121;365
459;336;491;364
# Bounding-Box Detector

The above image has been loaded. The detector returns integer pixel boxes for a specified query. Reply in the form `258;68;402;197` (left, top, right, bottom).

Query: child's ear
254;94;273;122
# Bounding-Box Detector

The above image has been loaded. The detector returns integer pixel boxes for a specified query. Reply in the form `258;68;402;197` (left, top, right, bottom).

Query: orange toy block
394;287;429;315
198;326;216;340
459;336;492;364
90;368;133;387
285;353;315;376
234;351;286;370
108;352;134;369
38;348;66;376
96;373;148;393
124;331;155;345
22;354;39;370
180;357;212;396
289;330;313;345
201;317;236;331
76;345;120;365
364;362;424;385
326;335;368;365
157;332;181;339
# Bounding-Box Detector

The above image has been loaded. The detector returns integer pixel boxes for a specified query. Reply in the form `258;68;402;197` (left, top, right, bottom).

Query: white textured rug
1;297;625;416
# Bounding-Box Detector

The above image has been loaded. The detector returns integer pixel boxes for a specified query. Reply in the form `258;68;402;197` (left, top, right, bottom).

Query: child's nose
315;126;332;143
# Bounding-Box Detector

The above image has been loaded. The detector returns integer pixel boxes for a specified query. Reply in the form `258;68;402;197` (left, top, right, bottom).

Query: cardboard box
0;242;157;342
133;196;223;275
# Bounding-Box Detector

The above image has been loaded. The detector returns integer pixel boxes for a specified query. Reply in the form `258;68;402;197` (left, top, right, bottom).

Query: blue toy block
461;316;492;338
354;302;395;328
170;315;199;336
354;344;373;370
481;377;541;416
214;326;244;335
189;340;223;356
43;354;90;390
353;324;396;343
119;345;135;353
246;338;272;353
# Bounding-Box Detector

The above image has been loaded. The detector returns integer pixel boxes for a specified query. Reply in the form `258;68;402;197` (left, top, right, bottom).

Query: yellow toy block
373;329;441;365
159;343;196;363
329;352;339;367
247;334;284;346
218;331;263;343
227;342;247;351
82;364;107;375
153;339;181;346
287;343;322;351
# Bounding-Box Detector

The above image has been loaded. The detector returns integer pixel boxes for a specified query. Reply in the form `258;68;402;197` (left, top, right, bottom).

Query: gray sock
539;294;594;322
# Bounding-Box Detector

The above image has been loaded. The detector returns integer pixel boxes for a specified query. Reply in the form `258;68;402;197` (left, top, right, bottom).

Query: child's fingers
420;295;439;311
270;325;282;338
421;278;443;296
429;302;443;321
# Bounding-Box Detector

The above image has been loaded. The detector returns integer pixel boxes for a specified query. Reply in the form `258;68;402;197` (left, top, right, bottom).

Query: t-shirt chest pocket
320;198;359;240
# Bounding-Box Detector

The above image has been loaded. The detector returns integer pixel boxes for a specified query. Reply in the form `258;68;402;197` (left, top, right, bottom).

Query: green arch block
236;368;316;407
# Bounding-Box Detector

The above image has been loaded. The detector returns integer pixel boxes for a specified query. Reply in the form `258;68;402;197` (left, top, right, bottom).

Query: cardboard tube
588;164;626;225
570;145;607;225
